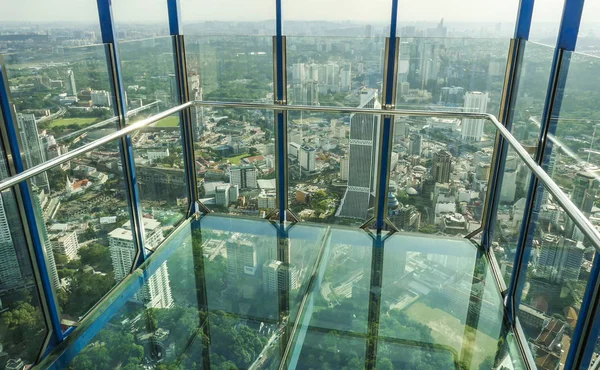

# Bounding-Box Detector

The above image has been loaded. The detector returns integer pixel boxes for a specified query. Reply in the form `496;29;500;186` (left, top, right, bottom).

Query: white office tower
91;90;111;107
215;184;231;207
66;69;77;96
17;113;50;192
461;92;488;141
340;64;352;91
337;89;381;219
299;145;316;172
109;219;173;308
324;62;340;92
292;63;307;83
230;165;258;189
262;260;300;294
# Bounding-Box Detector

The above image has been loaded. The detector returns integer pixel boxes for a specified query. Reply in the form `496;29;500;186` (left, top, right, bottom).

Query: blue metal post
97;0;147;264
565;251;600;369
274;0;288;222
374;0;399;231
482;0;534;251
506;0;585;323
0;61;64;345
167;0;206;216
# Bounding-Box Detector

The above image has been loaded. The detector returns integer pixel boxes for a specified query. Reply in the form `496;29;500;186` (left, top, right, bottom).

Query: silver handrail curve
0;102;192;192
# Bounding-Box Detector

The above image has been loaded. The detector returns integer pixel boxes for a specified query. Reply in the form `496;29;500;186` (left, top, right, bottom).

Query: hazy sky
1;0;596;24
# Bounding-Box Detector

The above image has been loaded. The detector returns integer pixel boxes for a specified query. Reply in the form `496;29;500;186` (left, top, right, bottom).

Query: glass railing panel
395;37;510;117
4;44;119;170
131;118;187;242
0;186;50;368
193;107;276;218
379;232;524;369
492;147;535;288
26;140;135;324
287;108;380;226
118;36;178;116
286;36;385;107
180;0;276;35
282;1;391;37
509;41;555;141
528;0;563;45
516;182;596;368
385;115;496;235
65;220;194;370
281;227;375;368
112;0;171;40
185;35;273;103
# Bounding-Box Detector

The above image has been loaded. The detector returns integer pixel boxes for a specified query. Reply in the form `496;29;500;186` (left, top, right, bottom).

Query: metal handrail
1;99;598;253
194;100;600;252
0;102;192;192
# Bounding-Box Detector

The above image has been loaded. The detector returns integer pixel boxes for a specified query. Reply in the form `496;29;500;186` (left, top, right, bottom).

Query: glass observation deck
1;0;600;369
39;215;526;370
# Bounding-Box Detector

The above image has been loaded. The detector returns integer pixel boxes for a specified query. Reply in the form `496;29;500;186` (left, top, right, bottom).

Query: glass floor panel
45;214;525;370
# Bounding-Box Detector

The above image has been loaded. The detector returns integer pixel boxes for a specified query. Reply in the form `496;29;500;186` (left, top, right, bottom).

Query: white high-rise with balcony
461;92;488;142
108;219;173;308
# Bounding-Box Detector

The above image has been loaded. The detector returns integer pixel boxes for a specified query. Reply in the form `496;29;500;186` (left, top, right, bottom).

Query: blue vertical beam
167;0;206;216
374;0;399;231
97;0;147;264
0;61;64;345
482;0;534;251
273;0;288;222
565;251;600;369
506;0;585;324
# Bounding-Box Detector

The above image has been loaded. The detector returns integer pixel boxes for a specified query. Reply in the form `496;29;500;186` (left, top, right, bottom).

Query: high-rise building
537;234;584;283
66;69;77;96
299;145;316;173
91;90;112;107
33;190;59;291
0;192;23;292
17;113;50;192
409;134;423;156
230;165;258;189
337;89;381;219
432;150;452;184
262;260;300;294
571;171;599;215
108;219;172;308
51;231;80;261
291;80;319;105
340;65;352;91
215;184;231;207
461;92;488;141
340;157;350;181
226;239;264;278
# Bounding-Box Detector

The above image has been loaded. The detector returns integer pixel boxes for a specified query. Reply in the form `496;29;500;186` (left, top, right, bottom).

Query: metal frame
0;56;65;349
506;0;584;327
97;0;147;268
167;0;209;217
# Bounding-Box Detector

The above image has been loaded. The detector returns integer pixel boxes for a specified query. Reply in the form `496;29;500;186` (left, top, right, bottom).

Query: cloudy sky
0;0;594;24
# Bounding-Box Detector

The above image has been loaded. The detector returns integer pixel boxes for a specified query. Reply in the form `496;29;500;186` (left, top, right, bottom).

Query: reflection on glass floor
59;215;526;370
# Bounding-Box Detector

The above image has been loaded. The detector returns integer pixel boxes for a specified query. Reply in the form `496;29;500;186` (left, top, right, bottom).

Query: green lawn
227;153;250;165
154;116;180;127
404;302;498;368
48;117;98;128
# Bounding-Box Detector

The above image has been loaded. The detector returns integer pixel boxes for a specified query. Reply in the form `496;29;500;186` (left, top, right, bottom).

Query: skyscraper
17;113;50;192
537;234;584;283
432;150;452;184
337;89;381;219
567;171;600;239
0;192;22;291
229;165;258;189
33;190;59;291
66;69;77;97
409;134;423;156
299;145;316;173
461;92;488;141
108;219;173;308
